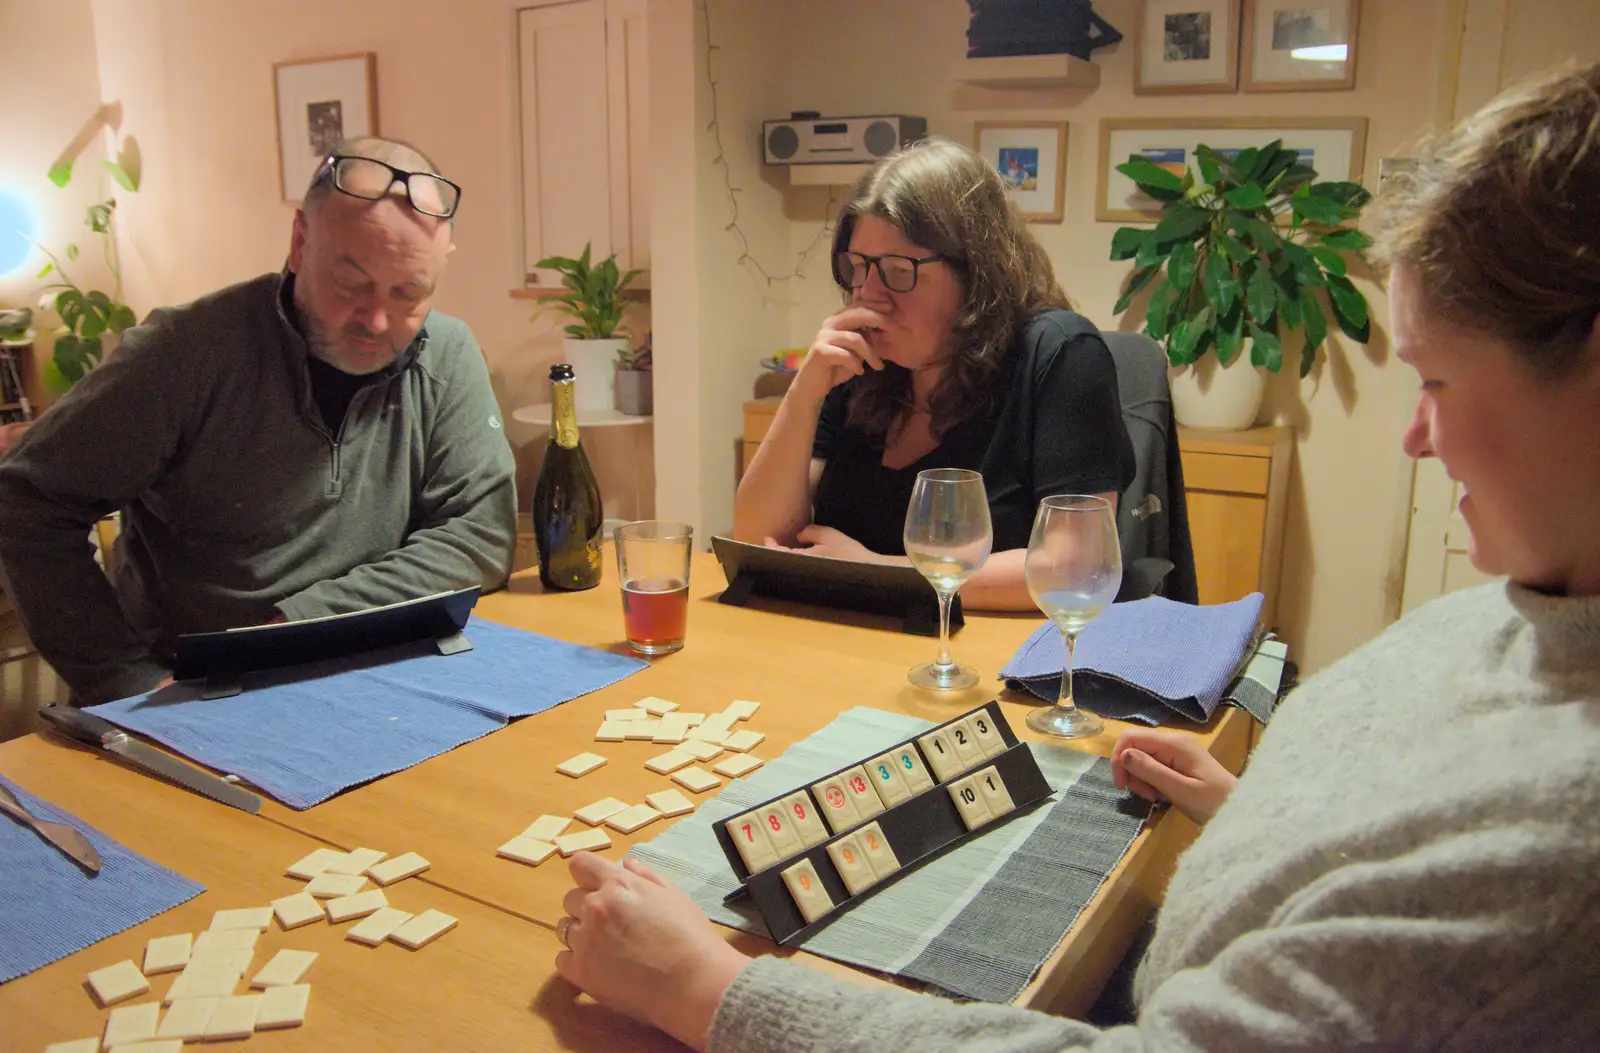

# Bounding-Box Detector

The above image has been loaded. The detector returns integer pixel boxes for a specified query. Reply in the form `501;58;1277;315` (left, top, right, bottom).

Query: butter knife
39;706;263;814
0;781;102;873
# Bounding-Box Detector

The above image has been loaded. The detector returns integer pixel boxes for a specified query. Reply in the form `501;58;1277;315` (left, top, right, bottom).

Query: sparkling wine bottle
532;363;603;591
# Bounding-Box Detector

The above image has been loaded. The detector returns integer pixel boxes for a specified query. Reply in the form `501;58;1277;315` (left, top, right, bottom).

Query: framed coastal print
1242;0;1360;91
1096;116;1367;223
273;53;379;202
975;121;1068;223
1134;0;1242;95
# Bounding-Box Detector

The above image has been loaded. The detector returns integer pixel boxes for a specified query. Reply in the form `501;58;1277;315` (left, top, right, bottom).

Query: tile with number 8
754;801;803;857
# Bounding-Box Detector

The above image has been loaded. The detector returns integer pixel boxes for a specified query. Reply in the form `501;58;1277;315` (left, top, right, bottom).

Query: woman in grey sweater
550;64;1600;1052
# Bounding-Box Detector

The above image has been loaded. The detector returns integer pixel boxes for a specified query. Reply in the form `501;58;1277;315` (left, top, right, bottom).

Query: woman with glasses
552;65;1600;1052
732;137;1135;611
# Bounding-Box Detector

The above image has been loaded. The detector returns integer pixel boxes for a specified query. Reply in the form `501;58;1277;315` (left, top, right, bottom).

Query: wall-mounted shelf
957;53;1100;90
511;404;651;429
785;163;874;187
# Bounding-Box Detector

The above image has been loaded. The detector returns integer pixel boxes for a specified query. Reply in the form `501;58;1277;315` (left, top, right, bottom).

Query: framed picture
1096;116;1367;223
1134;0;1242;95
974;121;1068;223
273;53;379;202
1242;0;1360;91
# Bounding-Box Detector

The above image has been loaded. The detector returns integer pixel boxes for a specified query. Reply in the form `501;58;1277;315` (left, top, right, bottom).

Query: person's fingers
1121;773;1163;802
1120;748;1198;803
568;850;620;890
622;856;669;887
554;948;577;984
561;887;590;920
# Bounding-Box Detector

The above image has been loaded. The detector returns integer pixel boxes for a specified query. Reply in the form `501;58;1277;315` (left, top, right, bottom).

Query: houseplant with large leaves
1109;141;1373;428
533;242;642;413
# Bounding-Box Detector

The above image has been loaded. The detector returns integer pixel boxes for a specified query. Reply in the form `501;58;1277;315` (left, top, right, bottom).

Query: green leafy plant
1109;141;1374;377
533;242;642;348
33;154;141;392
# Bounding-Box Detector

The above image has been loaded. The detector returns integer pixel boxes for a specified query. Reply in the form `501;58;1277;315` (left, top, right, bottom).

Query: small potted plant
615;330;652;416
1108;140;1374;430
533;242;642;413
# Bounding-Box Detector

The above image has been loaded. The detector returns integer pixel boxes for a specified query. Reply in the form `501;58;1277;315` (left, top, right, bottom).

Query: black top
305;353;381;435
811;309;1136;555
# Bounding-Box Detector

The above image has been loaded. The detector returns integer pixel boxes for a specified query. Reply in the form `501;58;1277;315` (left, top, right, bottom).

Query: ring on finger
557;916;579;949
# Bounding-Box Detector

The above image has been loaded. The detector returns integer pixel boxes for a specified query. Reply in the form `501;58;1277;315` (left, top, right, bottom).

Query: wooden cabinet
739;401;1293;626
516;0;650;284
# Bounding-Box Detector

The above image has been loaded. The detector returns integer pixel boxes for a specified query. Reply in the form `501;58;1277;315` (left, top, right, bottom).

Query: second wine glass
903;468;993;690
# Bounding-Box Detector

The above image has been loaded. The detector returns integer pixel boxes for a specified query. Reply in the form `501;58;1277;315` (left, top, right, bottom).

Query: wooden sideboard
739;399;1292;627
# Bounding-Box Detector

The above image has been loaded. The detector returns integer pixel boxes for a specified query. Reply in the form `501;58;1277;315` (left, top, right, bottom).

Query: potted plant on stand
1109;140;1375;430
533;242;642;413
615;330;652;416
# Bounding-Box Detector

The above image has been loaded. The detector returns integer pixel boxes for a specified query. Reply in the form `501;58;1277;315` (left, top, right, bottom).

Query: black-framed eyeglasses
833;251;951;294
311;155;463;219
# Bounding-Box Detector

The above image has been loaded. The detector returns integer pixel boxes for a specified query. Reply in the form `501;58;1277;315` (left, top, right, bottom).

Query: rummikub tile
755;801;803;857
87;959;149;1006
825;833;878;895
366;850;430;885
249;949;317;988
780;858;835;923
284;847;344;880
698;712;737;737
193;928;257;952
304;872;367;899
973;764;1016;819
605;708;646;722
142;933;192;974
964;709;1006;759
389;909;458;949
652;714;694;743
895;744;936;794
723;699;761;721
779;791;829;847
202;993;263;1040
809;773;861;834
324;888;388;923
677;712;707;726
255;982;310;1029
839;765;885;819
604;804;662;834
635;696;679;716
347;906;414;946
594;721;629;742
722;729;765;753
865;751;912;807
497;836;559;866
684;725;728;745
711;753;764;778
948;774;992;830
523;814;572;841
324;847;386;876
162;963;241;1004
573;797;630;826
156;996;218;1040
185;947;252;976
725;811;779;873
556;752;608;777
207;907;273;931
671;766;722;794
554;828;612;856
856;821;902;879
109;1040;181;1052
916;728;964;782
644;749;694;774
271;891;325;930
677;739;723;762
946;719;986;770
624;720;662;740
644;788;695;817
103;1001;161;1045
44;1041;101;1053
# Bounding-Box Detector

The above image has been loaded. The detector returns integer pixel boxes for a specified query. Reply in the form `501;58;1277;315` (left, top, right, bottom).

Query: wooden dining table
1;553;1252;1051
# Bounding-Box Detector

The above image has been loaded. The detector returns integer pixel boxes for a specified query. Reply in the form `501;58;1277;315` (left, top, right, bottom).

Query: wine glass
903;468;993;690
1023;495;1122;738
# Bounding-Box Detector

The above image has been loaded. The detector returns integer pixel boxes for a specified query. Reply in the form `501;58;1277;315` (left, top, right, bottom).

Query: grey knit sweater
710;582;1600;1052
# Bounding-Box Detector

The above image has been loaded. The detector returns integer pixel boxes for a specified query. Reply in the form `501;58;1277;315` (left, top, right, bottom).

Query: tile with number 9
780;791;830;847
825;833;877;895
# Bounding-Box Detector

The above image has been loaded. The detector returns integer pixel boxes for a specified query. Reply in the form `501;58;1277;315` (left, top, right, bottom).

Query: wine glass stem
935;590;955;669
1057;629;1078;712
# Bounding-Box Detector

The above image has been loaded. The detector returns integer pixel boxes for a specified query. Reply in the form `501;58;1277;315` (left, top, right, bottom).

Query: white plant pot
1169;349;1268;431
562;338;627;412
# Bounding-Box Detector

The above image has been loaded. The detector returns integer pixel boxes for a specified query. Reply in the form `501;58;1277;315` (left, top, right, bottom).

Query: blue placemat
0;774;204;984
1002;593;1264;724
90;617;647;809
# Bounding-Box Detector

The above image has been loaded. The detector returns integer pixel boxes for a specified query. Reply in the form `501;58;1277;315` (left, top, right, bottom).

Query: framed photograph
1134;0;1242;95
1096;116;1367;223
974;121;1068;223
1242;0;1360;91
273;53;379;202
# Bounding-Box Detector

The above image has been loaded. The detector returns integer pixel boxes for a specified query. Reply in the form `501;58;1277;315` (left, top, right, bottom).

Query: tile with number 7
725;811;779;874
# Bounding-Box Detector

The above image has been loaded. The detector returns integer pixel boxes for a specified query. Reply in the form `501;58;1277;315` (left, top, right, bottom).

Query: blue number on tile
877;763;891;781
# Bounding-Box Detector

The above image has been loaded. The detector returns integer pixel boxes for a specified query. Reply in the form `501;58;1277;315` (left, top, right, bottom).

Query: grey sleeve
274;334;517;620
0;316;190;702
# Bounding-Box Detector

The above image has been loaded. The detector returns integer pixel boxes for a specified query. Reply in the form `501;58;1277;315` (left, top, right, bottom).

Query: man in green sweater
0;137;517;704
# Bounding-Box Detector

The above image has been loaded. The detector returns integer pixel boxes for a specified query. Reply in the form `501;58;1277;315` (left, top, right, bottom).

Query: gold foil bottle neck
550;379;580;449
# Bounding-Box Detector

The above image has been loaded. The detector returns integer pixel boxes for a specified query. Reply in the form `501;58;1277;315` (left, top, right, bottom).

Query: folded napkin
91;616;647;809
0;774;205;984
1002;593;1266;724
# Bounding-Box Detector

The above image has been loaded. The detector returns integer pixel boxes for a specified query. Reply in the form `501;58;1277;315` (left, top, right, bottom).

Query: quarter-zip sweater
0;272;518;703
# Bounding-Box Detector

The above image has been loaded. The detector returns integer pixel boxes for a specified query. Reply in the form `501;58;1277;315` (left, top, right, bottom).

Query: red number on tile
792;800;809;821
768;814;782;832
799;872;811;891
849;776;867;794
865;832;879;851
742;823;756;842
842;846;856;865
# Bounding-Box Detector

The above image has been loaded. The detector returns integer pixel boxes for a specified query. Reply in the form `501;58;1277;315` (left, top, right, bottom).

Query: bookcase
1;338;41;425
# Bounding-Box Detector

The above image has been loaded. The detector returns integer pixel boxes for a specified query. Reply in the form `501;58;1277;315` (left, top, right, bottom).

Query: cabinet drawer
1183;451;1270;495
743;408;779;443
